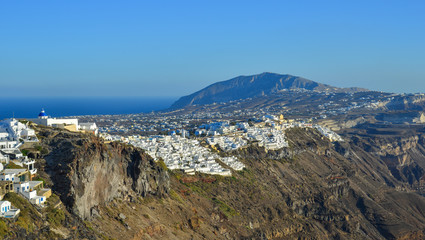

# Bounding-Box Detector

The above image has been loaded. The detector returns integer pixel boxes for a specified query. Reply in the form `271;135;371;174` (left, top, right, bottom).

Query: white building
0;152;9;164
19;187;46;205
0;169;28;182
30;109;98;135
79;122;98;135
0;201;11;213
30;109;79;128
0;200;20;218
13;181;30;193
0;118;38;143
0;173;16;182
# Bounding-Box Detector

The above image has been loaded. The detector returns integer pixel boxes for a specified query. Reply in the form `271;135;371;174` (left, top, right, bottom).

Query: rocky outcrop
378;94;425;111
39;130;169;219
349;133;425;187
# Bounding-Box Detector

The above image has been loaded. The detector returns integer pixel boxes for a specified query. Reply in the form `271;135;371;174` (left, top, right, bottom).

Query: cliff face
378;94;425;111
39;130;169;219
29;126;425;240
350;132;425;187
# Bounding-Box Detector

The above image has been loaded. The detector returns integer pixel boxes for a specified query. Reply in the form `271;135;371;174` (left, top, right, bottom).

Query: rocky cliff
41;127;425;240
38;129;169;220
348;129;425;189
10;125;425;239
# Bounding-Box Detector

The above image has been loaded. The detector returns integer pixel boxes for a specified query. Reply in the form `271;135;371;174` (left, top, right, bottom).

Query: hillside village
0;108;343;220
0;118;48;219
0;109;98;219
101;114;343;176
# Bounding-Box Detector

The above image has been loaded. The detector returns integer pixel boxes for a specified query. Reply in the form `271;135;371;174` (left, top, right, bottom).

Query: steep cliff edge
38;129;169;219
11;125;425;239
79;128;425;239
347;129;425;190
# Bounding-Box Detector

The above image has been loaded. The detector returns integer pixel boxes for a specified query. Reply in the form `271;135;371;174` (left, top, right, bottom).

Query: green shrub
21;149;29;156
3;193;38;232
169;189;183;203
156;160;168;171
5;162;25;169
212;198;238;218
46;207;65;226
0;220;9;238
40;148;48;155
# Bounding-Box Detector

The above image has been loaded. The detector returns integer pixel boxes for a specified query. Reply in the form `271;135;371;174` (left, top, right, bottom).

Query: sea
0;97;178;119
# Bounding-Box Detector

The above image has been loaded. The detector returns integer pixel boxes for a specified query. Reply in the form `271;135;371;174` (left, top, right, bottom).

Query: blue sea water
0;97;177;119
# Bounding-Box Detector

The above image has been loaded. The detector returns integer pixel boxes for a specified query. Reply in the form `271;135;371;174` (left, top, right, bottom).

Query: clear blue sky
1;0;424;97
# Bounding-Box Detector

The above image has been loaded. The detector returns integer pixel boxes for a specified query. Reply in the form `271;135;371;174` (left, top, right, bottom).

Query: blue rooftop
38;109;47;117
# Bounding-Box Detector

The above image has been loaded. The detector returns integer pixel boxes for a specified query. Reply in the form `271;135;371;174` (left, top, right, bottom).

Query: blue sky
1;1;424;97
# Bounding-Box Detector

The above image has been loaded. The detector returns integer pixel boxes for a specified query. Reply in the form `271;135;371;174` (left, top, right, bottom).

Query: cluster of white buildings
246;125;289;150
0;168;50;205
220;156;245;171
129;135;244;176
0;118;38;152
313;124;344;142
0;118;39;174
0;116;53;219
206;136;247;151
30;109;98;135
101;115;343;178
0;166;51;218
196;122;238;136
201;117;342;152
199;121;289;151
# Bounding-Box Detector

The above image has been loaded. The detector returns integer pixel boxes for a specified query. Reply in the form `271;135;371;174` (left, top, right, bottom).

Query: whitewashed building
0;200;20;218
30;109;98;135
79;122;98;135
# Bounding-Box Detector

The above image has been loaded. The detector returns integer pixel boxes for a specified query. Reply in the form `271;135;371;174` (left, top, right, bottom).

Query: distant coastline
0;97;177;119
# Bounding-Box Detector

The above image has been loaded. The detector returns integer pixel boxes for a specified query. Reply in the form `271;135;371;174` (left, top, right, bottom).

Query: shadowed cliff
38;129;169;220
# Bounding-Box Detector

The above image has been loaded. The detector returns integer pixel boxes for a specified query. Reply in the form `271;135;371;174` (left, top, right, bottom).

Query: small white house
23;159;37;175
1;169;28;182
21;190;37;200
31;196;45;205
79;122;98;135
21;189;46;205
0;201;10;213
13;182;30;193
0;200;20;218
0;152;9;164
0;173;16;182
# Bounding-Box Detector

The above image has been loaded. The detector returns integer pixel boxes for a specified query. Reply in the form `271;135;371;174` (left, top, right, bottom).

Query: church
30;109;98;135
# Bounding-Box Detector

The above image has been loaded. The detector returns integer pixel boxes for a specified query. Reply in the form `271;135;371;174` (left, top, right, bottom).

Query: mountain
170;72;368;109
